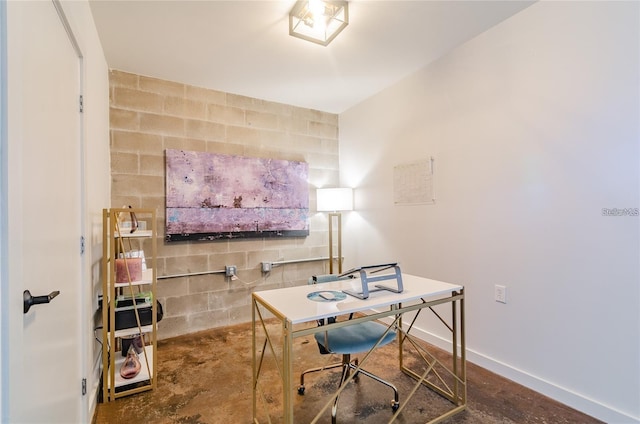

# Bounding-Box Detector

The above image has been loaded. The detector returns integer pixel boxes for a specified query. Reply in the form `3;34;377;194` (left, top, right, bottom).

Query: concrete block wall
109;70;339;339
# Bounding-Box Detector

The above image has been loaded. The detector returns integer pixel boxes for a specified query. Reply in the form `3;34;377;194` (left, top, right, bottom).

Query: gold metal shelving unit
101;208;158;401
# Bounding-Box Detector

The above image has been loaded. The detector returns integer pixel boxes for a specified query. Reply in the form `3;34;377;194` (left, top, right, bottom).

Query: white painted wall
339;2;639;423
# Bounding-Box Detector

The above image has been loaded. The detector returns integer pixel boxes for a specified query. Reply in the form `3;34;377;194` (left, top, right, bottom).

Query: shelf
115;230;153;239
114;268;154;289
102;207;158;402
113;324;153;339
109;345;154;389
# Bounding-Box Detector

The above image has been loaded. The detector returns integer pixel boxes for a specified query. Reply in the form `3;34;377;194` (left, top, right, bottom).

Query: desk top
253;274;463;325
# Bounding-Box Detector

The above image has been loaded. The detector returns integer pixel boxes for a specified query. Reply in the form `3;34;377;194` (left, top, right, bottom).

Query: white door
3;1;83;422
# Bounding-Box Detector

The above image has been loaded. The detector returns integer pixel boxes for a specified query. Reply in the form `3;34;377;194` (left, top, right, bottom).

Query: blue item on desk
307;290;346;302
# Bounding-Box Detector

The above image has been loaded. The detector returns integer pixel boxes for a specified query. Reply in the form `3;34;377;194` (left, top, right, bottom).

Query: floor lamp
316;188;353;274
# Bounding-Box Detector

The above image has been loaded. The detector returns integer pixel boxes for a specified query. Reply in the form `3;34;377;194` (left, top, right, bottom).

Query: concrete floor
94;320;602;424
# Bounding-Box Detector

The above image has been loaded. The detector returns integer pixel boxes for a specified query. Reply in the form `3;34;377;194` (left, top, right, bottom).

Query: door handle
23;290;60;314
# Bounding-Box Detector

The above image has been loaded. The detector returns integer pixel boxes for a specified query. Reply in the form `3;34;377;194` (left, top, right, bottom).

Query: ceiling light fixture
289;0;349;46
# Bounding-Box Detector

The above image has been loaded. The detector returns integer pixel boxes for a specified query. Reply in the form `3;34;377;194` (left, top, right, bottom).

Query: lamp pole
328;211;342;274
317;187;352;275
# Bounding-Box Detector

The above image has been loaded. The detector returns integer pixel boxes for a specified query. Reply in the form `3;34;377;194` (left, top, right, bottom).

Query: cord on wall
158;269;226;280
261;256;336;273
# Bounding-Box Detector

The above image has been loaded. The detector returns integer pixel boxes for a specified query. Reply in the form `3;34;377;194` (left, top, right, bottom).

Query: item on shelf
113;299;164;331
120;344;142;379
117;290;153;306
117;205;139;234
115;257;142;283
119;250;147;270
114;301;151;330
121;334;144;356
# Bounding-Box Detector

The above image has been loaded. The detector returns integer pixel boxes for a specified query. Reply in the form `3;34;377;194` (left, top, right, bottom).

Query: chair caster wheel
391;401;399;411
298;386;305;395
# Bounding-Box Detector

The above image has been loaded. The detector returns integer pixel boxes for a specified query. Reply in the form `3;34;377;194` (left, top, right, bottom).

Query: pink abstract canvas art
165;149;309;241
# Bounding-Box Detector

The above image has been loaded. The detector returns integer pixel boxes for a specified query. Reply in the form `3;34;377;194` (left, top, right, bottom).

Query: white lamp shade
316;187;353;212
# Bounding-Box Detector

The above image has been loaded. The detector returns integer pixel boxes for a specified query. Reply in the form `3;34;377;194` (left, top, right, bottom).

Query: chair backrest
308;274;396;356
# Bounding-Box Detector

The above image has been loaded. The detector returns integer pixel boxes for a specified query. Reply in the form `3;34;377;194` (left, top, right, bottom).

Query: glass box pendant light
289;0;349;46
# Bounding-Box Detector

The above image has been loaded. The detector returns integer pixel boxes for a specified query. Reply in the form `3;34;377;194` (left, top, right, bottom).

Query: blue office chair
298;275;399;423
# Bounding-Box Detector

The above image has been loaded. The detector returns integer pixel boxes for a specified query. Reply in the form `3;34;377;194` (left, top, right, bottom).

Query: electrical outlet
261;262;272;273
225;265;237;277
495;285;507;304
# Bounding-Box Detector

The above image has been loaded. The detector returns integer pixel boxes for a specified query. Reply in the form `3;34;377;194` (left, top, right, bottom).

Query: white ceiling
89;0;534;114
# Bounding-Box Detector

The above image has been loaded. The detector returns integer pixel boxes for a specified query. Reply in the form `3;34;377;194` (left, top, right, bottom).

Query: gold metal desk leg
452;292;459;402
283;319;294;424
252;299;257;422
460;288;467;405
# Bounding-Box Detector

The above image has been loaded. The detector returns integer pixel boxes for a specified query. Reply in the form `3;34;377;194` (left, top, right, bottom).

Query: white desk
252;274;466;423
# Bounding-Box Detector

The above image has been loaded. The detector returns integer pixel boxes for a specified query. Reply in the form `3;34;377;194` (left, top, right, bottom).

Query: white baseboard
87;354;102;423
380;317;639;424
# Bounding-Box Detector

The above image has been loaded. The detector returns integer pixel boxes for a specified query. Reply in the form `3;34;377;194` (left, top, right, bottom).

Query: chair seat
314;321;396;354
